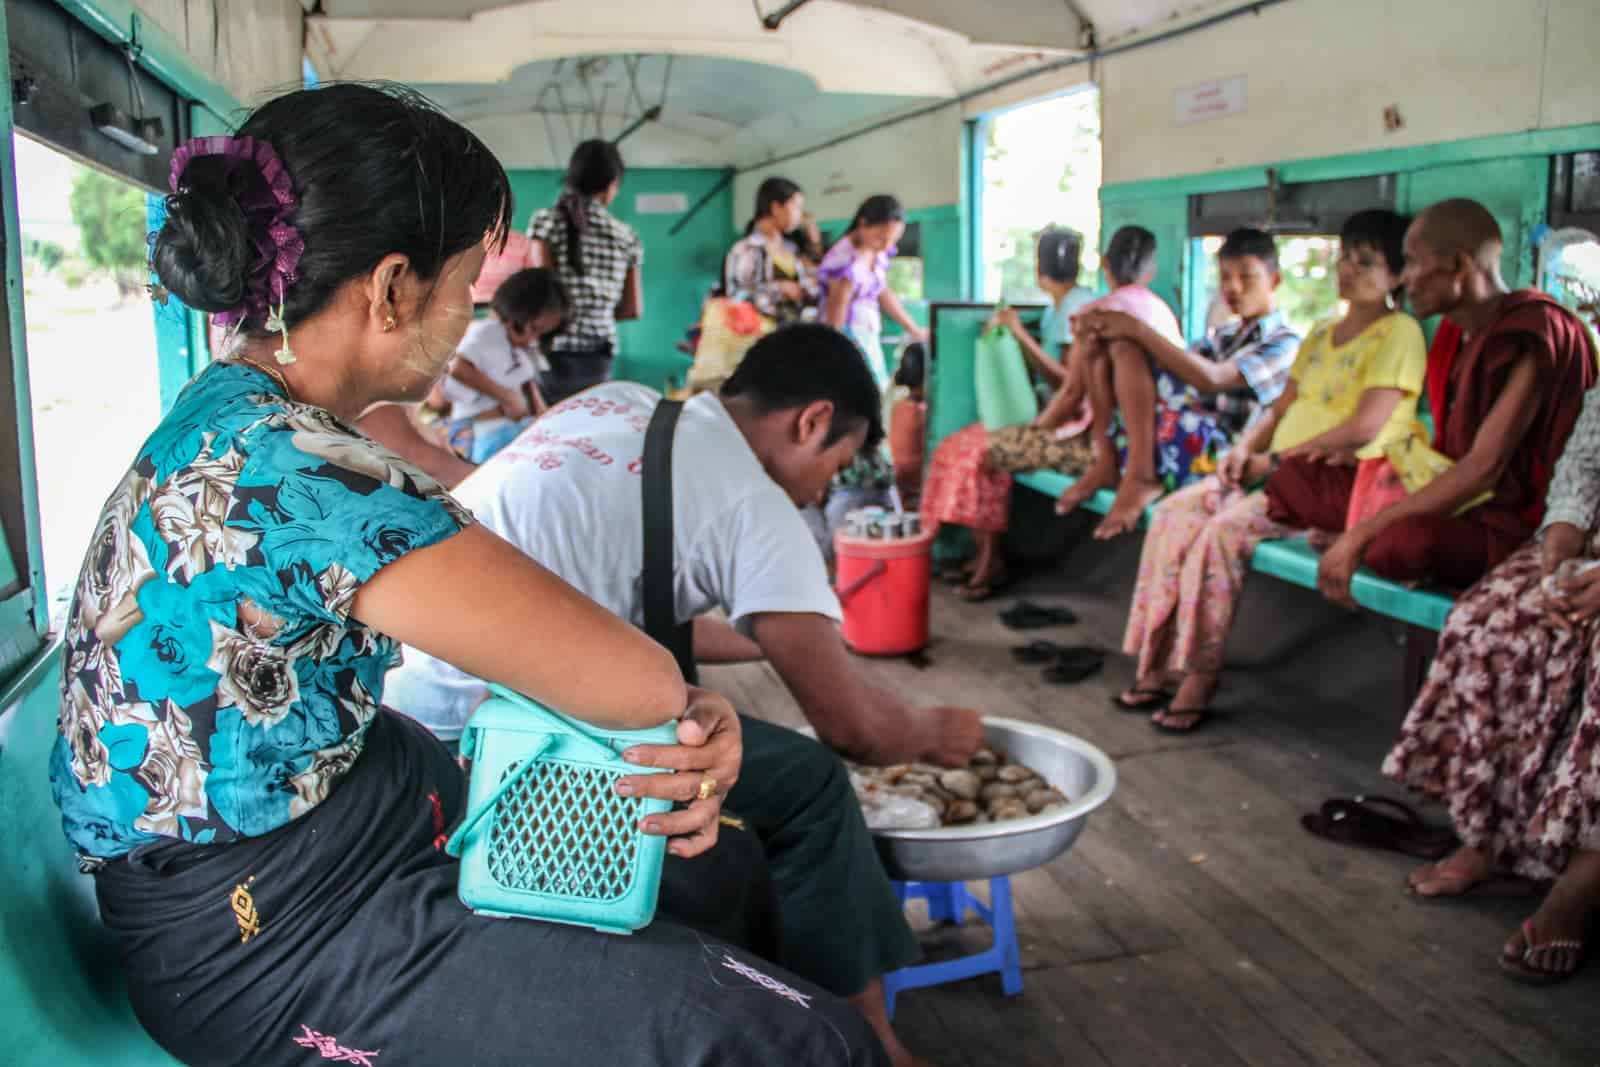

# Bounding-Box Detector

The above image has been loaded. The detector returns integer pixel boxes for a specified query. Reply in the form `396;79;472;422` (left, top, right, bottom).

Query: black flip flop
1000;601;1079;630
1010;640;1064;664
1041;650;1104;685
1113;688;1171;713
1300;796;1459;861
1150;707;1214;733
1052;645;1104;667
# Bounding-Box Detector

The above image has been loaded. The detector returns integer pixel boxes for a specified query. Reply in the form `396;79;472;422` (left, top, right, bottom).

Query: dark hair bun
147;84;511;334
1103;225;1158;286
151;157;252;313
1037;227;1083;284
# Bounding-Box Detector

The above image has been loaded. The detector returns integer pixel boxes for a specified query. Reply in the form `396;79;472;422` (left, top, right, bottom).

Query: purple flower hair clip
169;135;305;364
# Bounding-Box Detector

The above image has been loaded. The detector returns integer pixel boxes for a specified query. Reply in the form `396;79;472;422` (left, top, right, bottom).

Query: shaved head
1401;198;1511;319
1413;199;1503;273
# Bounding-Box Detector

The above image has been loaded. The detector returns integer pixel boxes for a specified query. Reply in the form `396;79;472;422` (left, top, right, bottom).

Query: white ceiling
303;0;1239;168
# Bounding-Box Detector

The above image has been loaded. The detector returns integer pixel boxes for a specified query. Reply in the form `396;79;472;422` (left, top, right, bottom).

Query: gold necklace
230;355;295;401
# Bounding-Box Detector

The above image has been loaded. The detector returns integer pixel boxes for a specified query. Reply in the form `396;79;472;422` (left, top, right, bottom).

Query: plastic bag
974;324;1039;431
1344;422;1492;528
687;297;774;392
850;772;942;830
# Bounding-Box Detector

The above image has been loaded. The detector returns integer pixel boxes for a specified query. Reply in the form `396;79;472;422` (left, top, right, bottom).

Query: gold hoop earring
383;314;397;333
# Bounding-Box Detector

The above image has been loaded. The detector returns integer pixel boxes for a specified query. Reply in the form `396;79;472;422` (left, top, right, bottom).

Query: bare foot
1173;673;1216;708
1151;673;1217;730
850;981;937;1067
956;565;1009;601
1055;460;1115;516
884;1042;936;1067
1117;685;1169;710
1501;848;1599;981
1408;846;1493;897
1094;475;1164;539
1118;669;1183;709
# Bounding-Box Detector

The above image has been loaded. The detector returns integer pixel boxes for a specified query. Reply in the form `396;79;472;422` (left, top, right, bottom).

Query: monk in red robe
1265;198;1598;606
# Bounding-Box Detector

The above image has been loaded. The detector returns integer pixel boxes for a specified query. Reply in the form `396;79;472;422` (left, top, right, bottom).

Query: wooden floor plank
1110;748;1580;1067
1027;952;1254;1067
1198;737;1594;1059
1003;864;1130;965
705;567;1598;1067
895;896;1108;1067
1074;802;1410;1067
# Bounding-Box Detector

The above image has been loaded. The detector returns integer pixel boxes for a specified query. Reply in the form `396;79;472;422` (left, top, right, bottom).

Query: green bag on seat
974;325;1039;431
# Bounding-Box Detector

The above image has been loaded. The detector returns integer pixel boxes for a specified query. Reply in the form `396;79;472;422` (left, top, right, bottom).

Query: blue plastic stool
883;877;1023;1017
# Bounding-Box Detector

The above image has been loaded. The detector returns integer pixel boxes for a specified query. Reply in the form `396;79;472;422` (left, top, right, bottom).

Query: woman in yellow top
1118;210;1426;732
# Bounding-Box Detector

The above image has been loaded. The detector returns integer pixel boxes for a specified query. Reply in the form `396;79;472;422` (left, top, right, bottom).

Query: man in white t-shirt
387;325;980;1067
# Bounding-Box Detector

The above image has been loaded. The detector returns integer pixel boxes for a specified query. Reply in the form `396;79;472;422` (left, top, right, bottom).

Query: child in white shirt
426;268;568;462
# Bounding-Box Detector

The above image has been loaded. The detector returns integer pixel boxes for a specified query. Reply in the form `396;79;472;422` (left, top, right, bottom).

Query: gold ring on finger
696;775;717;802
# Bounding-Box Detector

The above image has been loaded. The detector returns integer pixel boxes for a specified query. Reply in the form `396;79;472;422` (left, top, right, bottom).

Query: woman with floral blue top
49;83;885;1067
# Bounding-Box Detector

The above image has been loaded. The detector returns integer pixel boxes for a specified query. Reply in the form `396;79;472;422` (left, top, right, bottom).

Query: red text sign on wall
1173;76;1247;126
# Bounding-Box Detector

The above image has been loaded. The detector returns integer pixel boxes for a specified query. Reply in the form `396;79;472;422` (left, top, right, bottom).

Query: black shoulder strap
641;399;697;685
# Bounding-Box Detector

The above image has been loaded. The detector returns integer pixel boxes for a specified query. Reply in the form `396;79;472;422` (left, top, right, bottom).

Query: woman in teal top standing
48;83;885;1067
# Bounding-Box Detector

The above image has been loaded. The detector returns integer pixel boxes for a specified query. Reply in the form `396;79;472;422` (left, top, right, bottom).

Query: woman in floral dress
1386;383;1600;984
48;83;886;1065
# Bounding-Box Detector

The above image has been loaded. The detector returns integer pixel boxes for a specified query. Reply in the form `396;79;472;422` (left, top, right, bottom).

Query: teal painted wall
508;168;735;392
0;645;182;1067
910;204;964;303
1101;195;1190;328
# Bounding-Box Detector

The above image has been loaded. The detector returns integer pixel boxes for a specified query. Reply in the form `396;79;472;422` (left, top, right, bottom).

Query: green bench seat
1016;470;1130;521
0;641;181;1067
1013;470;1456;632
1249;539;1455;632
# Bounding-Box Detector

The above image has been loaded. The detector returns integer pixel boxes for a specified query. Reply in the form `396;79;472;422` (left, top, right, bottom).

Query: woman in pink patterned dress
1119;210;1422;732
1384;383;1600;984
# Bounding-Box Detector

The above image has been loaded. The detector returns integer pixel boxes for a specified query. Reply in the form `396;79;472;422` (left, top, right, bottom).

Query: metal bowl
870;717;1116;881
811;717;1117;882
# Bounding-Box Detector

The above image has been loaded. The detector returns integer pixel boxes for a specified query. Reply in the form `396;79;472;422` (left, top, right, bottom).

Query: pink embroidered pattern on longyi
720;953;812;1008
292;1024;380;1065
427;790;447;851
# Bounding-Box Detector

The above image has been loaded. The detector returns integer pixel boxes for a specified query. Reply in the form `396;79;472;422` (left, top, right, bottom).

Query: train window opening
1540;228;1600;327
14;134;163;615
1544;153;1600;328
887;221;924;303
1185;174;1397;337
1549;152;1600;233
978;87;1101;304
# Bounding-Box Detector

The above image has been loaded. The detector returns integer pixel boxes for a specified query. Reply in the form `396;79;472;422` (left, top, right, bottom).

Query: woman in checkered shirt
529;139;644;404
